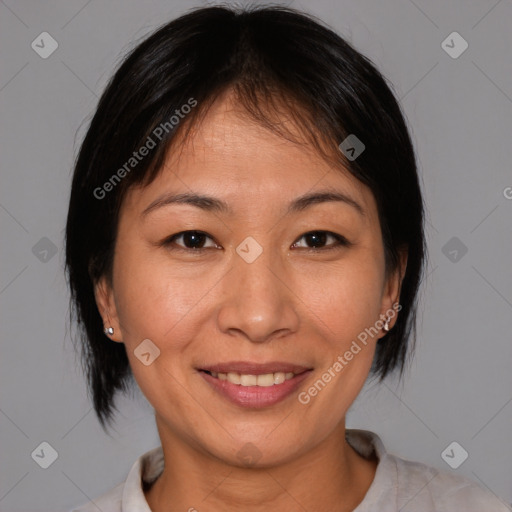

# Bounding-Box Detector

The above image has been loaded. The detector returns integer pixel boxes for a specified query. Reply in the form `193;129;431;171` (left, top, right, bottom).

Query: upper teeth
210;371;295;386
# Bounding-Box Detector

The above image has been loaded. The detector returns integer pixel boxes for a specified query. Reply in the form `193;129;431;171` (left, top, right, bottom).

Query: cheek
111;246;203;412
293;252;385;422
300;253;385;343
111;240;204;356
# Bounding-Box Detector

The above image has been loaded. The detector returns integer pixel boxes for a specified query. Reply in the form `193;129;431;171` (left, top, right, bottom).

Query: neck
145;421;377;512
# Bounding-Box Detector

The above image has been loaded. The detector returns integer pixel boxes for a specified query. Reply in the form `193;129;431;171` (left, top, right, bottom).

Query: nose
217;245;300;344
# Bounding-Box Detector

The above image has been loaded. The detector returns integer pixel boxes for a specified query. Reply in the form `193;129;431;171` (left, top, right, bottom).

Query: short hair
65;4;426;432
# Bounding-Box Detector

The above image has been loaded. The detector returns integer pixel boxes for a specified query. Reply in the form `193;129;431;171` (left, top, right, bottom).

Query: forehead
123;93;377;221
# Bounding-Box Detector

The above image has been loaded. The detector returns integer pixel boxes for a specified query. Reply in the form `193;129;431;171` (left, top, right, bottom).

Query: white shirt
71;429;510;511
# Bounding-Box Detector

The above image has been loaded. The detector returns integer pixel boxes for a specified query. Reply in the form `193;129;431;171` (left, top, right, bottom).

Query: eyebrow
141;189;365;218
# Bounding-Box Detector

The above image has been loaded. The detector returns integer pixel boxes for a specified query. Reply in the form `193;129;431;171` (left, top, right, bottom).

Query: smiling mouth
198;363;313;408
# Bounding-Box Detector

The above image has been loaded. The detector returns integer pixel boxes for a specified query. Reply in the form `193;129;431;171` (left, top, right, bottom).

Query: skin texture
95;91;406;512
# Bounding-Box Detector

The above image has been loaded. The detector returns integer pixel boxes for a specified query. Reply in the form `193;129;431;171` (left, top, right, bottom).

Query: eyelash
160;230;352;252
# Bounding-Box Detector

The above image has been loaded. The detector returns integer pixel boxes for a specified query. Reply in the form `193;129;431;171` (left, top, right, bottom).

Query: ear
94;276;124;343
378;247;408;337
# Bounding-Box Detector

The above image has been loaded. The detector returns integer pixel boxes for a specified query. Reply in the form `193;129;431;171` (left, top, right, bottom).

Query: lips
197;361;313;408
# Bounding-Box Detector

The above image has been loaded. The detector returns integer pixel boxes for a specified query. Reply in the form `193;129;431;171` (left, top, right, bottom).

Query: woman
66;5;508;511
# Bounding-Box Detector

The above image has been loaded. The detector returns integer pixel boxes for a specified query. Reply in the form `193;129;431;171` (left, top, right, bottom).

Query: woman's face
96;94;404;466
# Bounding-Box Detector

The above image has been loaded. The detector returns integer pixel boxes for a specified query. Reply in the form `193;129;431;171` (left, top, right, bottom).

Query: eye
160;230;350;252
162;230;219;251
291;231;351;250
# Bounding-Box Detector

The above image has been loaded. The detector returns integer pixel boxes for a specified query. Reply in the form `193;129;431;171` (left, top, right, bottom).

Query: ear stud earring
104;326;114;336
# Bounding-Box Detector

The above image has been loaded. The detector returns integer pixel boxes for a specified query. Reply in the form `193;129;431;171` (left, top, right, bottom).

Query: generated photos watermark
298;303;402;405
93;97;198;200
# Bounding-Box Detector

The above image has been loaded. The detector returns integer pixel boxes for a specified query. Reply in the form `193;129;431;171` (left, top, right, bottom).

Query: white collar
119;429;392;511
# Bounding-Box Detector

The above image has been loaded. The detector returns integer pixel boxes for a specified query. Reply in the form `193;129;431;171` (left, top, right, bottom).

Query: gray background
1;0;511;510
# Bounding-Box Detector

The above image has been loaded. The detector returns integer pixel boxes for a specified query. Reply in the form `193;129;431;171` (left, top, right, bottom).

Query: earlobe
93;276;123;342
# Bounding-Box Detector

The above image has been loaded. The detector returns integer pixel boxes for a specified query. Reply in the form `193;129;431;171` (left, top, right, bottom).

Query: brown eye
292;231;351;250
164;231;218;250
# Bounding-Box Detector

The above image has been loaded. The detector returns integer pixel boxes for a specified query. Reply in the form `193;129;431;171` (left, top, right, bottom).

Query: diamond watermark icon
31;32;59;59
237;442;262;467
32;237;58;263
441;32;468;59
441;441;468;469
338;134;365;161
441;236;468;263
236;236;263;264
134;338;161;366
31;441;58;469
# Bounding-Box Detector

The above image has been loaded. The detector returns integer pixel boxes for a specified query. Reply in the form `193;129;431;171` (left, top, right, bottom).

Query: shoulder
69;482;123;512
391;454;511;512
68;445;163;512
346;430;510;512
